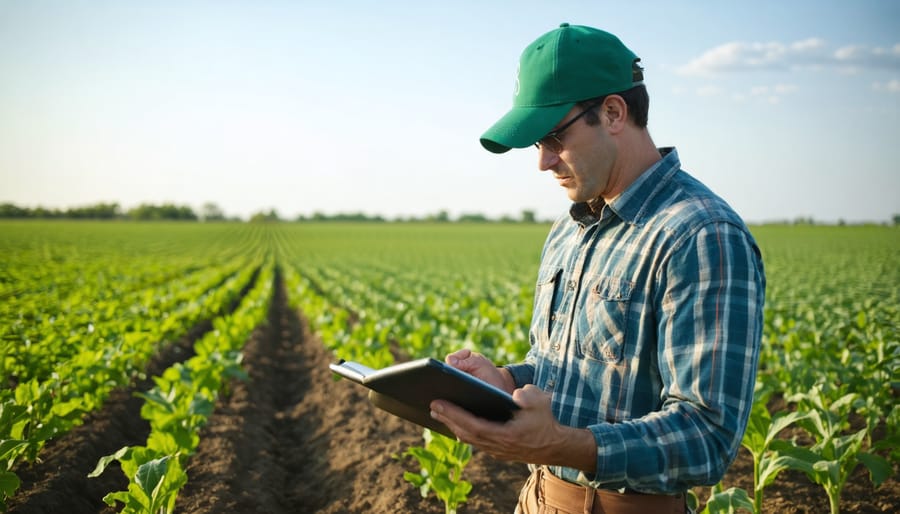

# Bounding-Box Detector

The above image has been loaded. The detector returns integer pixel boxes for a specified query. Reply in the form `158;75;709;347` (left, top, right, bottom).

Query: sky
1;0;898;223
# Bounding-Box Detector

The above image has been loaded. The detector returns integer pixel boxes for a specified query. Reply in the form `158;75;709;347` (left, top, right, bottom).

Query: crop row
275;223;899;514
88;258;275;513
1;222;897;513
1;222;272;510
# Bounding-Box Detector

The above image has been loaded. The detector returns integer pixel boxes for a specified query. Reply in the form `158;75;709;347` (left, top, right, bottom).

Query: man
429;23;765;514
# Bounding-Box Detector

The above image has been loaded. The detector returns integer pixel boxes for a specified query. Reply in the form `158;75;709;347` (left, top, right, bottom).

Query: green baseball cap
480;23;643;154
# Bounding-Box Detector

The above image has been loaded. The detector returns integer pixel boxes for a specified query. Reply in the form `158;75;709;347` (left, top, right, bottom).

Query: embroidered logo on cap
514;63;521;97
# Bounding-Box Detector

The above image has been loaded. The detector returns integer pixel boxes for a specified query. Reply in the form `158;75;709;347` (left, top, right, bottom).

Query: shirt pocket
530;266;562;349
579;276;635;363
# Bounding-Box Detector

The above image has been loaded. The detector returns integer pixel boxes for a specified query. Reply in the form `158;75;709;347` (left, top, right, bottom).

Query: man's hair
578;84;649;128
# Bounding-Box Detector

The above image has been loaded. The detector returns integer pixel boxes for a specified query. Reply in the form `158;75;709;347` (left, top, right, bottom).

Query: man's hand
429;382;597;474
444;349;516;393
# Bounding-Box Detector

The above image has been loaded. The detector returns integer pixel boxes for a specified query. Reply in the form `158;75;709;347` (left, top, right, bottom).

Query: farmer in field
429;23;766;514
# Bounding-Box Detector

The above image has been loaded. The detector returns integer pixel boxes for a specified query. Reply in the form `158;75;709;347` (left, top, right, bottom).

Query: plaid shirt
506;148;765;493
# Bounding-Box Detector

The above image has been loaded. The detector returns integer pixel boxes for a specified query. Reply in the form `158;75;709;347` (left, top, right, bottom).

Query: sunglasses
533;101;603;154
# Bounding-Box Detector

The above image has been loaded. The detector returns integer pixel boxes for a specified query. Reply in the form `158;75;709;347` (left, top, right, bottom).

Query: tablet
329;357;519;438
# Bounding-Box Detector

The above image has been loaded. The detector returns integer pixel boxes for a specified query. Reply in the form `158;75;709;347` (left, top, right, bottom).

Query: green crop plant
89;260;274;511
403;429;473;514
739;387;810;514
89;446;186;514
695;482;754;514
774;385;893;514
3;221;898;512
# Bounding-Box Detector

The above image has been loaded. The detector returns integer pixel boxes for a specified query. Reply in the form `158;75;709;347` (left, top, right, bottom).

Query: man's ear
602;95;628;133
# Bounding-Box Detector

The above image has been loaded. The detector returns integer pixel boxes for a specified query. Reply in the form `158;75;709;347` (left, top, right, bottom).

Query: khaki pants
515;467;686;514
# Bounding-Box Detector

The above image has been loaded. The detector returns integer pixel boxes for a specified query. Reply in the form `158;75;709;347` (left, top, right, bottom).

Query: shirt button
567;280;576;290
552;343;561;351
547;380;555;389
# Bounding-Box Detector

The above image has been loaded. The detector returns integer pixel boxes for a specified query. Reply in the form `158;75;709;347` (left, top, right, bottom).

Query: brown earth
9;275;899;513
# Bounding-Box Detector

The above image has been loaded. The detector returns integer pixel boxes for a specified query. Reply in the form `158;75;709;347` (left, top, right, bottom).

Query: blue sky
1;0;898;223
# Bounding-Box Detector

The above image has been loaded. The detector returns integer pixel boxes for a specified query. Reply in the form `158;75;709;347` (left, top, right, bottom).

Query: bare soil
9;274;899;513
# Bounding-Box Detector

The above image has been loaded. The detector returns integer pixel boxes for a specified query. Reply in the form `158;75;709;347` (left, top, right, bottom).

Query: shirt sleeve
585;221;765;492
503;362;535;388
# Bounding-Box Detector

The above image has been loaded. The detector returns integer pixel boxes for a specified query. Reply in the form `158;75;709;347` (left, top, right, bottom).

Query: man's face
537;104;616;203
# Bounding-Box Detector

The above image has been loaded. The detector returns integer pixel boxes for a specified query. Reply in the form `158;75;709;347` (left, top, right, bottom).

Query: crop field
1;220;897;513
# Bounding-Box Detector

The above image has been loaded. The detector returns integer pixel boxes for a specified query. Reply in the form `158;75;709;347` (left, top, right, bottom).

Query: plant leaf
88;446;131;478
703;486;754;513
0;439;28;462
770;440;821;478
857;452;893;488
0;470;21;499
403;471;426;488
758;454;793;489
766;410;810;448
134;455;169;508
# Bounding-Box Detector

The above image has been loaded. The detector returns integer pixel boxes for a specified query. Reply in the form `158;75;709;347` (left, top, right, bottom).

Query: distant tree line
0;203;543;223
0;202;234;221
0;202;125;219
3;203;896;225
294;209;541;224
296;211;387;223
759;216;899;227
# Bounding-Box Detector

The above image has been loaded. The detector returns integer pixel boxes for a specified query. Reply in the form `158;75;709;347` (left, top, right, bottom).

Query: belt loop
536;467;545;506
582;484;594;514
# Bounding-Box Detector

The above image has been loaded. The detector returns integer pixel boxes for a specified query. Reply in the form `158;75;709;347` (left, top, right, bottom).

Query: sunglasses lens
536;136;562;154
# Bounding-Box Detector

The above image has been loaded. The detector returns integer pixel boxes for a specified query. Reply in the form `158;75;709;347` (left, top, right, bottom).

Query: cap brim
480;102;576;154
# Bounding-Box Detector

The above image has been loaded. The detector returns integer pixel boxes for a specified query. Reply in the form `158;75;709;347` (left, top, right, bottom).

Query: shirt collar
569;147;680;227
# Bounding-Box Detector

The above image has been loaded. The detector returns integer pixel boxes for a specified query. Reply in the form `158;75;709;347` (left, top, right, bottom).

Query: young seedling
403;429;473;514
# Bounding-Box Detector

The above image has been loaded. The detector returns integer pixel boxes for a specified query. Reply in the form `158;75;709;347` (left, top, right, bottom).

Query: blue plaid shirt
506;148;765;493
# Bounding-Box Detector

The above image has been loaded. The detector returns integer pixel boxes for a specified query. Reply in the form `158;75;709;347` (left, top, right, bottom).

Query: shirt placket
547;224;600;391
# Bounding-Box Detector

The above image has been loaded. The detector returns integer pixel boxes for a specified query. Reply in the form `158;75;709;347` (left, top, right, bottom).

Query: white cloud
791;38;827;52
678;41;785;75
836;43;900;72
873;79;900;93
678;39;900;76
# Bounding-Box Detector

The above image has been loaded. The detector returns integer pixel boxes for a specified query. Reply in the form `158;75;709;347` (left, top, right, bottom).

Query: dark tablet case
329;357;519;438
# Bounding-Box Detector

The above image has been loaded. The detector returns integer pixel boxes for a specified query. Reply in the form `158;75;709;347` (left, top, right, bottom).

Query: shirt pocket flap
531;266;563;348
580;276;636;363
536;266;562;286
592;276;634;301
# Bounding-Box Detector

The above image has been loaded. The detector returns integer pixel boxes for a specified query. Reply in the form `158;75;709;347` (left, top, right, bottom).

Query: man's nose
537;146;560;171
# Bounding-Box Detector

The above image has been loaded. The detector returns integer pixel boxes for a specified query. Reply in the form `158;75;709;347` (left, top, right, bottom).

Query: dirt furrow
176;271;529;513
10;265;898;513
8;322;205;514
7;266;262;514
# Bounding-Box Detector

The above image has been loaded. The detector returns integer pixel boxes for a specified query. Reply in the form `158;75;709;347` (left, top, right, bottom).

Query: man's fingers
430;399;496;442
445;348;472;368
513;384;549;404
